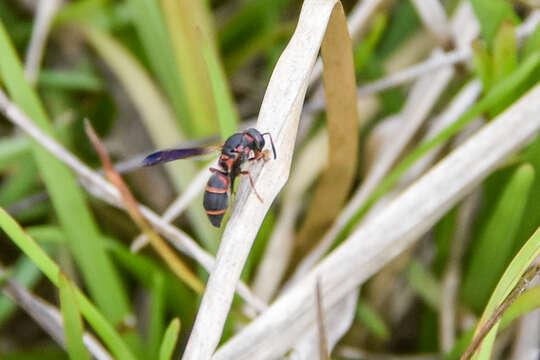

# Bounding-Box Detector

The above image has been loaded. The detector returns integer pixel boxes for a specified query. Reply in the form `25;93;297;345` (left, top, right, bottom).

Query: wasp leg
248;150;271;162
240;170;263;203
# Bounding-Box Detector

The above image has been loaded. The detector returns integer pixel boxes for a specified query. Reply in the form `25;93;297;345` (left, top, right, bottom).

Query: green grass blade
158;318;181;360
38;70;104;92
59;273;91;360
406;261;441;310
470;0;519;50
160;0;218;137
129;0;192;134
355;300;390;340
148;272;166;358
0;207;137;360
469;225;540;359
471;40;492;92
522;23;540;59
500;285;540;328
462;164;535;312
0;19;131;324
201;31;239;140
0;155;39;206
0;137;30;171
492;21;517;84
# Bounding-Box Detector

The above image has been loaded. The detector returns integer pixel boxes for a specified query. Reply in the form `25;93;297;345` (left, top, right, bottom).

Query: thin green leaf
500;285;540;328
522;23;540;60
201;30;239;140
492;21;517;84
462;164;535;312
0;137;30;171
468;226;540;360
129;0;191;134
59;273;91;360
148;272;166;357
470;0;519;49
0;19;131;323
160;0;218;137
406;261;441;310
159;318;181;360
38;70;104;92
0;207;137;360
471;40;492;91
355;300;390;340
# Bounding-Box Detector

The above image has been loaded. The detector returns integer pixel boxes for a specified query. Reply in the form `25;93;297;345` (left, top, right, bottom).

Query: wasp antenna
261;132;277;159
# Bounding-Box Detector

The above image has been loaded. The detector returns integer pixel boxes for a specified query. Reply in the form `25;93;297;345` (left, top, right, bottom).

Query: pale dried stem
439;190;480;352
182;2;347;359
410;0;452;47
0;88;266;313
291;288;358;360
214;83;540;360
25;0;62;84
0;265;112;360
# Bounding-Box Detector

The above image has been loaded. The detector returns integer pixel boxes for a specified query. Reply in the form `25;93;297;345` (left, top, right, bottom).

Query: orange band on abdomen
205;209;227;215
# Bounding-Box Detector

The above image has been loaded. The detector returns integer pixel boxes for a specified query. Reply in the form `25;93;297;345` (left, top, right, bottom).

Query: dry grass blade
292;290;358;360
213;83;540;360
84;120;204;294
182;1;350;359
315;279;330;360
410;0;452;48
25;0;62;83
0;265;112;360
295;2;359;255
460;264;540;360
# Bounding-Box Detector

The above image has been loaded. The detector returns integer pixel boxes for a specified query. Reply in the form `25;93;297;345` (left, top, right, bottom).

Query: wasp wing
142;147;219;166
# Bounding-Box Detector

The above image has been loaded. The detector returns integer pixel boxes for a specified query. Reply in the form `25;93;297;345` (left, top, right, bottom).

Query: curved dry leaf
213;82;540;360
181;1;354;359
295;2;359;256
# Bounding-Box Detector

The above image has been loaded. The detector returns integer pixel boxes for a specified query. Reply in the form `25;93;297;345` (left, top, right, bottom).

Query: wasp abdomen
203;172;229;227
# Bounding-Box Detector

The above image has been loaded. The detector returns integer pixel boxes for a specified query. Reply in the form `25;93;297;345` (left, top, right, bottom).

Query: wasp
142;128;276;227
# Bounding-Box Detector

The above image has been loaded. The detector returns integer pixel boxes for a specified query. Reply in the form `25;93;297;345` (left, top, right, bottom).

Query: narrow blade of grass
200;30;238;140
148;272;166;358
129;0;191;134
463;225;540;360
470;0;519;49
160;0;218;137
59;273;91;360
355;300;390;340
0;137;30;171
0;207;137;360
0;18;130;324
406;260;441;310
159;318;181;360
493;21;517;84
471;40;492;91
462;164;535;312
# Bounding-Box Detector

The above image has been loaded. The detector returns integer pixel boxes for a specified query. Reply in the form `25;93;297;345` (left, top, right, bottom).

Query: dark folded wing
142;147;217;166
